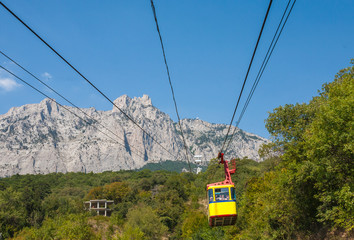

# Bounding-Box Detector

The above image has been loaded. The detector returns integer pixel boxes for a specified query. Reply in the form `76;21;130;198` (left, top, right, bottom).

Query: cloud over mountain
0;77;21;92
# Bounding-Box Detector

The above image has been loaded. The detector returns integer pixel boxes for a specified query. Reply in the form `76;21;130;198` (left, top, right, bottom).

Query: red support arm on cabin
207;153;236;187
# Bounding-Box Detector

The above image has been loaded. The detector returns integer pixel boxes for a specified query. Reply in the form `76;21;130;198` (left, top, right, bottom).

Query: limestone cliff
0;95;268;177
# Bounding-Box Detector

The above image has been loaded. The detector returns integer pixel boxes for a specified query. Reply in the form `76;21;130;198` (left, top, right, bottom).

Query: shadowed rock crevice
124;131;131;156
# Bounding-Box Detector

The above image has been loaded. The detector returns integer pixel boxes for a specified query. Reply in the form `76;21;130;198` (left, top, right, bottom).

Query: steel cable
0;65;149;162
0;50;149;158
150;0;192;172
224;0;297;154
0;1;179;161
220;0;273;154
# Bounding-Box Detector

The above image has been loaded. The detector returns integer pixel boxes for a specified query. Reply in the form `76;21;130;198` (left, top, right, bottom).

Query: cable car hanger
207;152;237;227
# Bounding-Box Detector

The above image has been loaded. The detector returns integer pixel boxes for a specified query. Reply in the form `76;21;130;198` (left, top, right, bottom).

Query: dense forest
0;62;353;239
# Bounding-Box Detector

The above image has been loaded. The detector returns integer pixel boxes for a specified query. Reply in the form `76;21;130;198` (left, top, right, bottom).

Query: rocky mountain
0;95;268;177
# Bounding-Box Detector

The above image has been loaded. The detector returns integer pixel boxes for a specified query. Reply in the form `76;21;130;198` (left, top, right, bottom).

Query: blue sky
0;0;353;138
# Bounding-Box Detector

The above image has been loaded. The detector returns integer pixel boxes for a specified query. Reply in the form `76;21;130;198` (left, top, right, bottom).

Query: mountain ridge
0;95;268;177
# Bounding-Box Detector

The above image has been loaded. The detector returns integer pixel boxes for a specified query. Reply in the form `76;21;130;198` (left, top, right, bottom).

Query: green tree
263;60;354;232
303;61;354;230
104;182;130;204
120;225;145;240
86;186;104;200
124;204;168;240
181;209;226;240
163;175;190;200
0;187;27;238
14;214;96;240
86;182;131;204
155;189;185;231
234;171;300;240
181;210;207;239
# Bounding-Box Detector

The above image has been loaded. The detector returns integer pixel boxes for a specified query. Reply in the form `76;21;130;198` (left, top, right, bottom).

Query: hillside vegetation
0;61;353;239
0;158;269;240
232;60;353;239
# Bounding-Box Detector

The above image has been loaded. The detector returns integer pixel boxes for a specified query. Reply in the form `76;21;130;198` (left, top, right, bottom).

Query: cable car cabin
207;184;237;226
207;153;237;227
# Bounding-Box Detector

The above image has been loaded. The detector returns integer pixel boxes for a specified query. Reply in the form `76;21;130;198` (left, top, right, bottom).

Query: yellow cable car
207;153;237;227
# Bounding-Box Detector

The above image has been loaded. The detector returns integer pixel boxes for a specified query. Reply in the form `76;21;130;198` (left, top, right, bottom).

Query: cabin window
208;189;214;202
215;187;229;201
230;187;236;200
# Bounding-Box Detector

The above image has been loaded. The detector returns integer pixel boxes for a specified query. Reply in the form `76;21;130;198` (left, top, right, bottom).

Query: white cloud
42;72;52;80
0;77;21;91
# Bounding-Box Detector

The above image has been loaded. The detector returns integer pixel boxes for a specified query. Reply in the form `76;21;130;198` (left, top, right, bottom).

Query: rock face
0;95;268;177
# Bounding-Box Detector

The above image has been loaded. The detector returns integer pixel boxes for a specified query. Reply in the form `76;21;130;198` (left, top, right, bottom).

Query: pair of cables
0;51;150;163
223;0;297;154
0;52;182;172
221;0;297;156
0;1;182;165
0;64;147;160
220;0;274;155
